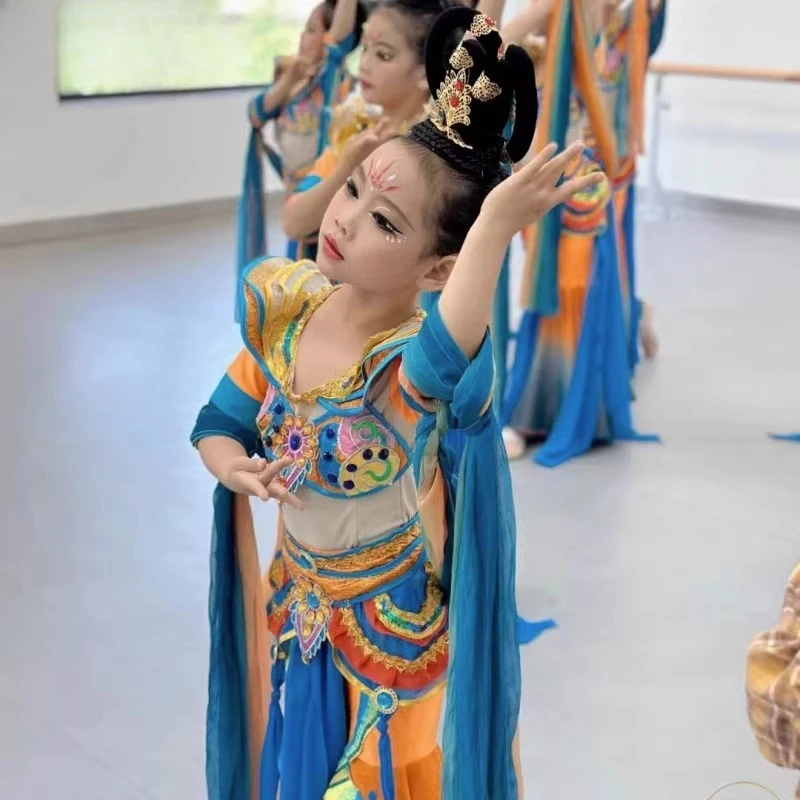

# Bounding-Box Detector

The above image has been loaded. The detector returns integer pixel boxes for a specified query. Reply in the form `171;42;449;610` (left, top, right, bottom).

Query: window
58;0;319;98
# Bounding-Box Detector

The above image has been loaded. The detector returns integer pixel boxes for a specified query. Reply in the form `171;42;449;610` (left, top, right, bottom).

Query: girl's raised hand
341;118;396;173
479;141;605;241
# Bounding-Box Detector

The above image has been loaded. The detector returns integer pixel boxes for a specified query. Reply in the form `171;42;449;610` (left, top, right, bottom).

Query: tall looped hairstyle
400;7;538;256
409;6;538;185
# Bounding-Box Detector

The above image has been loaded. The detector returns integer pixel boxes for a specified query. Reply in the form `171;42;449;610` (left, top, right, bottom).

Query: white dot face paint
374;207;408;244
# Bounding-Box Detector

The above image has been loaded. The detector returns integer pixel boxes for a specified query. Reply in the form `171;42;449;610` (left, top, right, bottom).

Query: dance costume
193;257;547;799
502;0;655;466
592;0;667;369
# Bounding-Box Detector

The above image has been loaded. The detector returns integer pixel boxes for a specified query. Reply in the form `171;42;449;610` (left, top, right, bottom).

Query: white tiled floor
1;204;798;799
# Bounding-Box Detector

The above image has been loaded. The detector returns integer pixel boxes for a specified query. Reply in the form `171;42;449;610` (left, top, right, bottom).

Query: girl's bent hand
221;455;304;509
479;141;605;242
341;118;395;174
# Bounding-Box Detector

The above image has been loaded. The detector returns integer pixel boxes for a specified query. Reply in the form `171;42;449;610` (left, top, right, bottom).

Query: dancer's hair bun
409;7;538;182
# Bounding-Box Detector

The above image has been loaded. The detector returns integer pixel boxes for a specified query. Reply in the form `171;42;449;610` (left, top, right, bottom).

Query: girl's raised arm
437;142;602;359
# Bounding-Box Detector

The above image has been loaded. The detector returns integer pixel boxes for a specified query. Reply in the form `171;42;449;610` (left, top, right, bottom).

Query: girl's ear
414;64;428;94
417;254;456;293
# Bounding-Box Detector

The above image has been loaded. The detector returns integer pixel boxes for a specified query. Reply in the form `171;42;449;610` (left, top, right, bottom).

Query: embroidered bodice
240;257;429;550
257;386;412;498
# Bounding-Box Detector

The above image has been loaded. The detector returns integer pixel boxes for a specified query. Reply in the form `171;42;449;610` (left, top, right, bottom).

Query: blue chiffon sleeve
191;402;262;458
236;90;283;320
402;304;554;800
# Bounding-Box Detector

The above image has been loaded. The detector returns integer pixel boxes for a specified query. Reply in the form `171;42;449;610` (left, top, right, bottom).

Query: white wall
0;0;266;227
1;0;799;227
642;0;800;208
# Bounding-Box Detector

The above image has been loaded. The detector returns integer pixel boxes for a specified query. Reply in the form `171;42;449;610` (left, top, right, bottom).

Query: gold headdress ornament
468;13;499;37
426;15;503;149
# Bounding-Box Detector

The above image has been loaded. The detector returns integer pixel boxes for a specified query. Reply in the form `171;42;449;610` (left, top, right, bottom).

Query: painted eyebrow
354;164;415;231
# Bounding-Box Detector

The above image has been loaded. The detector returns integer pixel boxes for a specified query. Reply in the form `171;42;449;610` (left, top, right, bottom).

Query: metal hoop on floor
705;781;784;800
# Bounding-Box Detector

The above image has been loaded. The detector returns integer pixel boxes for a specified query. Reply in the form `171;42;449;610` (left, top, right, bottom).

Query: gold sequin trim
282;529;425;603
287;550;423;603
244;258;425;404
286;311;426;405
284;525;421;573
338;606;449;674
268;553;286;590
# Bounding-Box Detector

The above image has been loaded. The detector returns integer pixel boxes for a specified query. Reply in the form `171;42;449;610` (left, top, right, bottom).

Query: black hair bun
410;7;538;179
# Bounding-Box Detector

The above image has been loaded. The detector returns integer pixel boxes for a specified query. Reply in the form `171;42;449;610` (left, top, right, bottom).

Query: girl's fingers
553;172;604;205
236;456;267;473
268;481;304;510
241;473;270;501
536;141;584;186
259;456;292;484
518;142;558;177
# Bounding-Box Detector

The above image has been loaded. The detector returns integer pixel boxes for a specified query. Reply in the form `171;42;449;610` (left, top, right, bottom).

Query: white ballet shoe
502;428;526;461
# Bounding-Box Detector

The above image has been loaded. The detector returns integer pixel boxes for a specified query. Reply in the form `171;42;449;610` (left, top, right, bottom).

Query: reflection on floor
0;204;798;799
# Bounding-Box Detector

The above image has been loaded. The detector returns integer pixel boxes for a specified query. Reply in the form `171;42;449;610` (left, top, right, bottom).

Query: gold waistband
282;523;424;603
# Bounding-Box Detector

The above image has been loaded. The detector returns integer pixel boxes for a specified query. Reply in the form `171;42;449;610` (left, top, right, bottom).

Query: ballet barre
644;62;800;219
650;62;800;83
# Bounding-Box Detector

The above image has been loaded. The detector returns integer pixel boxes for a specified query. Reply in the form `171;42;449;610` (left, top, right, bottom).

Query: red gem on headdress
454;80;464;92
449;96;460;108
485;16;495;26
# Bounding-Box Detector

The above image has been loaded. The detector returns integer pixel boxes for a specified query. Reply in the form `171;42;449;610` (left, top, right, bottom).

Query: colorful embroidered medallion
272;414;319;492
337;415;401;495
290;576;332;663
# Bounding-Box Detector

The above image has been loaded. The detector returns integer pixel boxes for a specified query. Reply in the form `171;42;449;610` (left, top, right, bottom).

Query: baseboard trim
3;187;797;248
637;186;800;224
0;196;241;247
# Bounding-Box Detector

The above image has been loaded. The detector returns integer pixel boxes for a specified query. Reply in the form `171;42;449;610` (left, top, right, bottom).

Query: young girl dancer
280;0;463;258
500;0;656;466
593;0;667;365
193;8;599;799
238;0;365;277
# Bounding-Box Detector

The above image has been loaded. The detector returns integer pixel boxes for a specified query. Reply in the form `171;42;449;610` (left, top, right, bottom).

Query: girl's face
299;4;328;63
357;9;426;111
317;140;445;295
